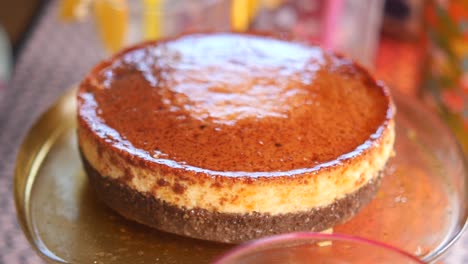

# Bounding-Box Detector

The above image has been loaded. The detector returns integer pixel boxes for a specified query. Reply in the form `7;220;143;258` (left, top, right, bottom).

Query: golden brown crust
77;32;394;175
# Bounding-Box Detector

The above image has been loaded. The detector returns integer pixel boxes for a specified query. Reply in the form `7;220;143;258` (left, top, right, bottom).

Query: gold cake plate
14;88;468;263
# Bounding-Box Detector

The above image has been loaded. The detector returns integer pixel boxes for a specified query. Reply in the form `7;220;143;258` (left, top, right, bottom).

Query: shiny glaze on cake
78;33;393;176
78;33;395;223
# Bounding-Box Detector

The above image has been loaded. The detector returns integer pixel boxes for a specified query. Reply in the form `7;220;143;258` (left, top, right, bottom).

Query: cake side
82;154;384;243
77;119;394;215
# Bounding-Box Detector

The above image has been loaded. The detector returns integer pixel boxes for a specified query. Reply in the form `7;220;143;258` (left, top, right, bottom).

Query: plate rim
13;87;468;263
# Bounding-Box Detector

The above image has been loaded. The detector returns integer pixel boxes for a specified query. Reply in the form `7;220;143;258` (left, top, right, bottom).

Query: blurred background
0;0;466;263
0;0;466;155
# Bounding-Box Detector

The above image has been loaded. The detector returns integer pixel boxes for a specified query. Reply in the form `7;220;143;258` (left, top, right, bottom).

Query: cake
77;32;395;243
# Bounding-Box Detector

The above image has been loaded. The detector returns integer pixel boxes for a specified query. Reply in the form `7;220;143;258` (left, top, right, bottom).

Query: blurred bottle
61;0;384;66
422;0;468;155
245;0;385;69
60;0;231;53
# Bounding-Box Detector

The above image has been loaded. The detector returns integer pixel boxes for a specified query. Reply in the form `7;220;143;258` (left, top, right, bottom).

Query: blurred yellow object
143;0;163;40
248;0;260;20
93;0;129;52
452;39;468;57
231;0;260;31
59;0;79;20
59;0;91;20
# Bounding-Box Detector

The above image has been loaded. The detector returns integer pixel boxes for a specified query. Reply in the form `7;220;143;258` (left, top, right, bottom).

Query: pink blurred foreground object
213;232;425;264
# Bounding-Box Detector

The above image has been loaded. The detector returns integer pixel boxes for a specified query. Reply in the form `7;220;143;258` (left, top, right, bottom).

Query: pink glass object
213;232;425;264
251;0;384;69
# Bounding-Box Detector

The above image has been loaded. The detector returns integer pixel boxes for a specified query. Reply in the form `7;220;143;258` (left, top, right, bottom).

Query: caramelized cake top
78;33;393;174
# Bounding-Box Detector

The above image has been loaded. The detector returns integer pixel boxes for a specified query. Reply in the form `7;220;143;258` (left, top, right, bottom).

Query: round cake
77;32;395;243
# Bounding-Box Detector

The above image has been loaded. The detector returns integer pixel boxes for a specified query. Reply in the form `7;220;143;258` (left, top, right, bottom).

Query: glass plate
14;88;467;263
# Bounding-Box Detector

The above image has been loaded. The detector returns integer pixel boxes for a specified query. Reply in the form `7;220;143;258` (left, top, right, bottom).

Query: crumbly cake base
82;154;383;244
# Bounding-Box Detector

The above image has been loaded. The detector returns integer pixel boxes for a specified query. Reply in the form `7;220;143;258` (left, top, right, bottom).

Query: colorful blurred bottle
423;0;468;155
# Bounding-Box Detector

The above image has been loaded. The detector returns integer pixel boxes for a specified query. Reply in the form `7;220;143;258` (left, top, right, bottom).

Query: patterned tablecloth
0;1;466;263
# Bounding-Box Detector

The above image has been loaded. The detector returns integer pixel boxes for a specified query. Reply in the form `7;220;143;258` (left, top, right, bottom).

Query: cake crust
83;155;383;243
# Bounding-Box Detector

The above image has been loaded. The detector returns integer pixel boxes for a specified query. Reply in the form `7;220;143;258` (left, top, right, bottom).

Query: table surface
0;1;466;263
